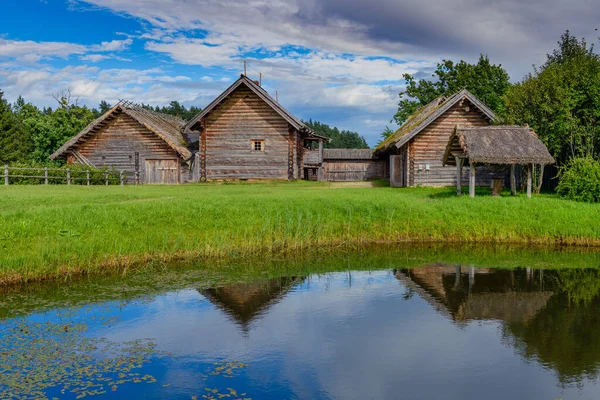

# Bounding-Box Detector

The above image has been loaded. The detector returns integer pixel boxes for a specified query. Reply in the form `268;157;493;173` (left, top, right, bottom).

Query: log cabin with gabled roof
374;89;500;187
50;102;197;184
184;74;328;181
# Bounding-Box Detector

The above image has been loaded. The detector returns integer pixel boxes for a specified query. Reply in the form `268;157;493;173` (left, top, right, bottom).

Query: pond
2;246;600;399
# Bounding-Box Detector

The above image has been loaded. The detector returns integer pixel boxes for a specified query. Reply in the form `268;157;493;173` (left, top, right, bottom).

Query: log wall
322;160;387;181
407;99;503;187
203;86;301;180
72;112;188;183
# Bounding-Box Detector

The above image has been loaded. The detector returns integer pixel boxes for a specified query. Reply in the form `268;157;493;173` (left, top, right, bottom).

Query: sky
0;0;598;146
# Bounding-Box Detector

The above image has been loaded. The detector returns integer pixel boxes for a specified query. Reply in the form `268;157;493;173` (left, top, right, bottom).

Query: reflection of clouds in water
99;271;600;400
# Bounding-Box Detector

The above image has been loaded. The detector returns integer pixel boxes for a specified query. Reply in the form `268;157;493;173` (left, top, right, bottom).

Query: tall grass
0;181;599;284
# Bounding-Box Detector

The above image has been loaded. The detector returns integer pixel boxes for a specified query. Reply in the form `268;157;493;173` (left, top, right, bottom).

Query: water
2;247;600;399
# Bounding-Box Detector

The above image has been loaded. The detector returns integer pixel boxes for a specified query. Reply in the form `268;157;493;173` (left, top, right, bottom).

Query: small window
251;140;265;152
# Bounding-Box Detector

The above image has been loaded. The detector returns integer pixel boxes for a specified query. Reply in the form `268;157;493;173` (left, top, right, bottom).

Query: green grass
0;181;599;284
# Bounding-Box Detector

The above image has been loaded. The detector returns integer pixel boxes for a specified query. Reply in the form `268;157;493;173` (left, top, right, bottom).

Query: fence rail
3;165;134;186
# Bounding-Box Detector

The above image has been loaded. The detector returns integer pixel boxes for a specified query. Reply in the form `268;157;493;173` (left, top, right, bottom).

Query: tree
501;31;600;164
394;54;511;125
377;126;396;146
0;91;31;164
98;101;112;115
304;120;369;149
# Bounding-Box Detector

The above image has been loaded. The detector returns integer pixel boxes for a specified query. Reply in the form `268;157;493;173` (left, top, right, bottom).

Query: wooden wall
322;160;387;181
406;99;502;187
72;112;188;183
203;85;301;180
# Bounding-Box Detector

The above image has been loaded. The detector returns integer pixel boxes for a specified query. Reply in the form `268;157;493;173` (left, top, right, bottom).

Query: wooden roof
50;102;192;161
323;149;374;160
443;125;555;165
184;75;328;141
374;89;495;154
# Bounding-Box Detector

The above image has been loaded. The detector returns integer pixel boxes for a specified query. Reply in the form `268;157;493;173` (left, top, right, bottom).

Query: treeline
0;94;202;165
304;120;369;149
381;30;600;201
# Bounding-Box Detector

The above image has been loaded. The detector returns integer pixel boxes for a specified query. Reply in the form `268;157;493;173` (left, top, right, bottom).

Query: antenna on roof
276;90;278;103
243;60;247;76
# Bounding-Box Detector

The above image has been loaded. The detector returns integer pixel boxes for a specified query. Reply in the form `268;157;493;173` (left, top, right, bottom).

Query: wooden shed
443;125;555;197
319;149;386;181
374;89;500;187
50;102;195;184
185;75;328;181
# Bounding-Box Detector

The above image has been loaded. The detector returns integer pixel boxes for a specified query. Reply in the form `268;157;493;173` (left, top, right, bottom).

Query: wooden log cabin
374;89;502;187
184;75;328;181
50;102;196;184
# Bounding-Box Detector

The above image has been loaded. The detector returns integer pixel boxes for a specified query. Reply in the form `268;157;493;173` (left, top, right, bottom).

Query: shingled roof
50;102;192;161
375;89;495;154
184;74;328;141
443;125;555;165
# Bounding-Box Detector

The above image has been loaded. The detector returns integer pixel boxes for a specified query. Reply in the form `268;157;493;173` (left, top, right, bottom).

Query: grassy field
1;181;599;284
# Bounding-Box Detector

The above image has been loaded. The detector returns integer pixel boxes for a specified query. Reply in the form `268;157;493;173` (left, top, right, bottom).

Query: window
251;140;265;152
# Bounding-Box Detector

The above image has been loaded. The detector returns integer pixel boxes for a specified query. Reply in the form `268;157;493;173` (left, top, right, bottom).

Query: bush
3;162;123;185
556;157;600;203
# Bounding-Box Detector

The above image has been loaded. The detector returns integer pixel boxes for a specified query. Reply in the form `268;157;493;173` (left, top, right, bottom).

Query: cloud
0;37;133;64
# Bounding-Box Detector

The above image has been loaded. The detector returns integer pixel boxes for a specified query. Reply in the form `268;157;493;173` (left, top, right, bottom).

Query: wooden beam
510;164;516;196
318;139;324;164
469;162;476;198
455;156;463;196
527;164;532;198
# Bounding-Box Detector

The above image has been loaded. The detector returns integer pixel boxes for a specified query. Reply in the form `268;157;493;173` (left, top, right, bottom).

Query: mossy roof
374;89;495;154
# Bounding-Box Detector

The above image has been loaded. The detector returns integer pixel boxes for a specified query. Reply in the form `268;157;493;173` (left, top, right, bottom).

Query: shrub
556;157;600;203
3;162;122;185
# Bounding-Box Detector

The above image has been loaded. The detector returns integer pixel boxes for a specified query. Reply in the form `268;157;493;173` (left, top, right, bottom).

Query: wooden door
144;159;180;184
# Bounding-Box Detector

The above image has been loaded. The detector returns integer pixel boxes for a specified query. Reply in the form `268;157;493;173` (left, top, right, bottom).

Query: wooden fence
3;165;134;186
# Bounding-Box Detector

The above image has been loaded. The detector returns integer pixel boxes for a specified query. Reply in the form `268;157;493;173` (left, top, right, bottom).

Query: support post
318;139;324;164
86;170;90;186
4;165;8;186
455;156;463;196
66;168;71;185
510;164;516;196
44;167;49;185
120;171;124;186
454;265;461;289
469;266;475;290
526;164;532;198
469;162;476;198
105;171;109;186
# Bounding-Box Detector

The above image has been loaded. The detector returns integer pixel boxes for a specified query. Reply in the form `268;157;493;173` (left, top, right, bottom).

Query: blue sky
1;0;598;146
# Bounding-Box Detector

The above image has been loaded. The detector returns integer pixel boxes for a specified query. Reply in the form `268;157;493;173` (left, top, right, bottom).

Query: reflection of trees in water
503;269;600;384
397;266;600;384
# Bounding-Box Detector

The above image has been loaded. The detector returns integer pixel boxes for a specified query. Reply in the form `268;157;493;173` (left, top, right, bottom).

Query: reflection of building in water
395;265;552;324
200;277;305;333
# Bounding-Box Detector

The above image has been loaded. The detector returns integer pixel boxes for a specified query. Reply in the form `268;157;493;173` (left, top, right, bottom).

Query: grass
0;181;599;284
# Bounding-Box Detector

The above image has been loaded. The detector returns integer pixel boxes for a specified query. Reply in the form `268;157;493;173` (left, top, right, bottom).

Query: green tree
98;100;112;115
376;126;396;146
0;91;32;164
394;54;511;125
501;31;600;164
304;120;369;149
27;102;96;163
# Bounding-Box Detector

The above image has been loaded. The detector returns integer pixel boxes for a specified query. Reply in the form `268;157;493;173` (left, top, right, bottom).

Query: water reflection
3;252;600;399
199;277;305;333
395;266;553;324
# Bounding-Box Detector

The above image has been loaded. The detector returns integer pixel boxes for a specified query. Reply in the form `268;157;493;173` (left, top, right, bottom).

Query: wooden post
455;156;463;196
454;265;461;289
66;168;71;185
135;170;140;185
120;171;124;186
4;165;8;186
86;170;90;186
526;164;532;198
510;164;516;196
469;266;475;290
44;167;49;185
105;171;109;186
318;139;324;164
469;162;476;198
